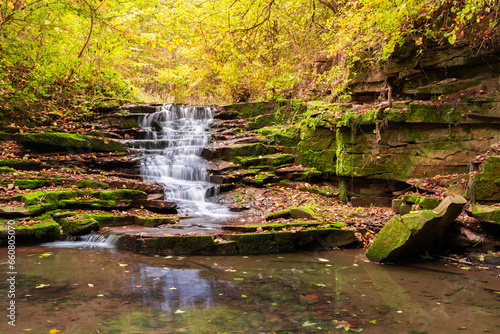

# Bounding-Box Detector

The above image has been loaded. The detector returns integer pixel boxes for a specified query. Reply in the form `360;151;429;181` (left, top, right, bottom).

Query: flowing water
1;245;499;333
130;103;229;217
125;103;234;234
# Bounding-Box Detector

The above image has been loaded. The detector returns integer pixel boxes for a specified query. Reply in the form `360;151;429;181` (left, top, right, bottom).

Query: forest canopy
0;0;498;119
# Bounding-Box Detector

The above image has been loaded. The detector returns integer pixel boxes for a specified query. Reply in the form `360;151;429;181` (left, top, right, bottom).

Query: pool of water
1;245;499;333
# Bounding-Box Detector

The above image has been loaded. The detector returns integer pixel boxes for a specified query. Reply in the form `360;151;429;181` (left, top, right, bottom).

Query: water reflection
0;246;498;334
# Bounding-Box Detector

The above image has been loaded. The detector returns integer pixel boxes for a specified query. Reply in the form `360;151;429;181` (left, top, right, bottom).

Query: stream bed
1;245;499;333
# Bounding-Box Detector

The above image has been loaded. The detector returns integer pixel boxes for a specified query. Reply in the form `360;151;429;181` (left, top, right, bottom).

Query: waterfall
131;103;229;217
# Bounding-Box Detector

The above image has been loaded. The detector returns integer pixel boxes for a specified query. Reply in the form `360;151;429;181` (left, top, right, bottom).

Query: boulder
473;156;500;202
365;195;467;263
469;204;500;224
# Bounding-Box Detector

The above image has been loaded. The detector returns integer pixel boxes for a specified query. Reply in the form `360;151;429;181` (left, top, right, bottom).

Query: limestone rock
365;195;467;263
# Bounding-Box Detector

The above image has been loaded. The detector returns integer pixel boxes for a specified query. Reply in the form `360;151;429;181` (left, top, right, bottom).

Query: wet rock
58;215;100;235
0;220;61;245
365;195;467;263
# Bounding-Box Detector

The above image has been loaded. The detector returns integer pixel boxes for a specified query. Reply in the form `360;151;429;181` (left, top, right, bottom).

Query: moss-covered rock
15;132;126;153
469;204;500;224
0;166;16;174
99;189;147;200
0;159;44;170
473;156;500;202
365;195;467;263
14;178;51;190
265;209;291;221
58;214;100;235
393;195;443;214
255;125;301;147
0;220;61;244
235;154;295;168
225;233;279;254
77;180;109;189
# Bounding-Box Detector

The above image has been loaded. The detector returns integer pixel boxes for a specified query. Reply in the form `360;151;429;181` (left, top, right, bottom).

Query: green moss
60;199;118;209
227;143;277;161
0;159;43;170
255;125;301;147
225;233;279;254
99;189;147;200
235;154;295;168
296;148;336;175
300;185;337;197
13;220;61;241
14;178;51;190
0;166;16;174
473;156;500;201
470;204;500;224
77;180;109;189
21;190;80;206
59;215;100;235
401;195;442;210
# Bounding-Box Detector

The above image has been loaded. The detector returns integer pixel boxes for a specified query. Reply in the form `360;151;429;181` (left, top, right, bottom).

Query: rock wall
215;45;500;203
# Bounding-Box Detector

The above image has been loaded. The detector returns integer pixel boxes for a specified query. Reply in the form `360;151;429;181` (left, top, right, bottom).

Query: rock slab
365;195;467;263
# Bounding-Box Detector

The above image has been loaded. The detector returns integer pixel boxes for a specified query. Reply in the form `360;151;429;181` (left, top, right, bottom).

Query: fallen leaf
49;330;60;334
306;294;318;299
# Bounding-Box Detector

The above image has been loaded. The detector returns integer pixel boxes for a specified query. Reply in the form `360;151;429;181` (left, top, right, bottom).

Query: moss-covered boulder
57;214;100;235
393;195;442;214
234;153;295;168
469;205;500;224
0;220;61;244
256;125;301;147
77;180;109;189
365;195;467;263
14;178;52;190
15;132;126;153
473;156;500;202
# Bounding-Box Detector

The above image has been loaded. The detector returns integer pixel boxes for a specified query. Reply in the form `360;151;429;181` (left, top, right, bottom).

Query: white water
131;104;230;218
41;234;121;249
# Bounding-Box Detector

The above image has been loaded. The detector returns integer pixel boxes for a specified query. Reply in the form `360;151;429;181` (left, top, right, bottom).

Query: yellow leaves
49;329;60;334
35;284;49;289
7;1;14;10
119;263;128;267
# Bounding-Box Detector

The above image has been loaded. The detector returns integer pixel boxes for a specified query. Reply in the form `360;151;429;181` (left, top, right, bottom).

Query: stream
1;245;498;333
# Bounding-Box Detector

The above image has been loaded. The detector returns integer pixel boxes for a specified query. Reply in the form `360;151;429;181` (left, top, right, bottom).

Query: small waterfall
131;103;229;217
41;234;121;248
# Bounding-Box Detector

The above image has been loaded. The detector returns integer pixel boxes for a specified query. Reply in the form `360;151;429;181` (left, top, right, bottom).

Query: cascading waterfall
131;103;229;217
